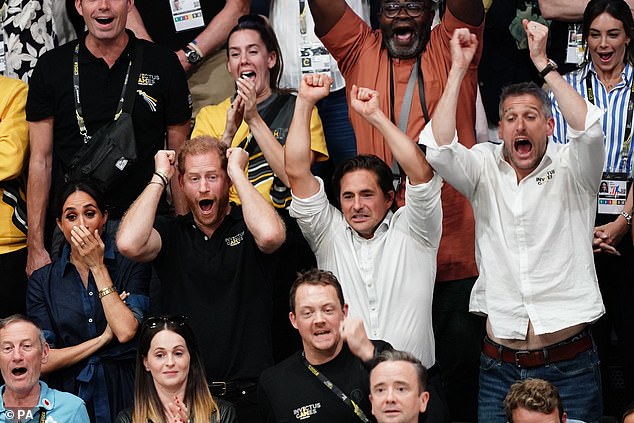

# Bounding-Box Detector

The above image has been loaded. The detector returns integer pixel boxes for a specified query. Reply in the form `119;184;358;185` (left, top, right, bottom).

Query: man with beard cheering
307;0;484;420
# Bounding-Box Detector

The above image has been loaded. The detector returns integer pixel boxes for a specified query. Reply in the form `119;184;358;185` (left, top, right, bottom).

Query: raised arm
537;0;588;21
116;151;171;262
524;20;587;130
285;74;330;199
447;0;485;27
176;0;250;73
126;4;153;41
26;119;54;276
430;28;478;147
349;85;432;185
167;121;190;215
307;0;347;37
226;147;285;253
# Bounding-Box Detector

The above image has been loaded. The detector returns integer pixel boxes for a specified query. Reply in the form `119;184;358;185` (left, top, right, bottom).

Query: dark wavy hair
133;316;218;423
582;0;634;65
227;14;284;91
331;154;396;210
55;179;107;219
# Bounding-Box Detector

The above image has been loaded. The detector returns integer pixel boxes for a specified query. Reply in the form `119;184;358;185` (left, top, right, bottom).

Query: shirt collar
78;29;137;65
583;61;633;86
346;210;394;239
0;381;53;413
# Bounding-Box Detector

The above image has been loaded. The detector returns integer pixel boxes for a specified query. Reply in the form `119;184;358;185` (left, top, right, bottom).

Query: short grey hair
0;314;47;348
499;81;553;120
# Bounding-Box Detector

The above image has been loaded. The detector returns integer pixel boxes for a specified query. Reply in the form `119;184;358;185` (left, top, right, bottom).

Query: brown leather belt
482;331;593;368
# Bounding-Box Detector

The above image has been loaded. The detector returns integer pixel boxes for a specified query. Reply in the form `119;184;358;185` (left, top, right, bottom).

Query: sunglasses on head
143;315;189;329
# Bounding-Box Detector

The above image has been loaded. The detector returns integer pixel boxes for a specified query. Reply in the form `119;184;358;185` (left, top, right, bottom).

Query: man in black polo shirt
25;0;191;276
117;136;287;423
258;269;391;423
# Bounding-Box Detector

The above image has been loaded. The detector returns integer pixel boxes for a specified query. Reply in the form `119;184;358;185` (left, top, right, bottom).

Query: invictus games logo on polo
293;402;321;420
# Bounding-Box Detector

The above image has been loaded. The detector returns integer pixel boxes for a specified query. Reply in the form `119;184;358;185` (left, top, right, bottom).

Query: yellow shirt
0;76;29;254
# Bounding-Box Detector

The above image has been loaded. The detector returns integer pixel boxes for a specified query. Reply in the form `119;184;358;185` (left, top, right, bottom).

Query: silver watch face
186;49;201;64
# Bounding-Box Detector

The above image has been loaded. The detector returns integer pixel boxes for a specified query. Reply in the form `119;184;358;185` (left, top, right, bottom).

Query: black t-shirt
153;207;281;382
134;1;225;51
258;342;391;423
26;31;191;217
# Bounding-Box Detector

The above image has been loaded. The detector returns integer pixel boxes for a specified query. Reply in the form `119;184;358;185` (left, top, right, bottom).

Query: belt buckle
514;350;531;367
211;381;227;396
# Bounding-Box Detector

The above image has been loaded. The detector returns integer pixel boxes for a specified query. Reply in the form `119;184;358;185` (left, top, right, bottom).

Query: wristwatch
621;210;632;226
183;45;202;65
539;59;558;79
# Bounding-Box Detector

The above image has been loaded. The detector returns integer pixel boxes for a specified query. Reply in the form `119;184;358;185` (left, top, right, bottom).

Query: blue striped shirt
550;61;634;176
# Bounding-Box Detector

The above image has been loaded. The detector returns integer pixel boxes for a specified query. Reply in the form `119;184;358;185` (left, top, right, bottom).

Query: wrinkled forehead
501;94;544;116
0;321;40;344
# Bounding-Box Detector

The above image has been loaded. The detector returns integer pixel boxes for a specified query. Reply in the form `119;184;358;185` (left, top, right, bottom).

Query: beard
381;22;430;59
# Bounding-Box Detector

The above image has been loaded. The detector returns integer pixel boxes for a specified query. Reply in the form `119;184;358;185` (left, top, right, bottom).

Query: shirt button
371;307;376;311
88;318;93;323
88;291;93;296
204;236;208;241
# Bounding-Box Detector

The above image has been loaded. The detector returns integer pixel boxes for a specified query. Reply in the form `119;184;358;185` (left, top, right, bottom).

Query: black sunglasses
143;315;189;329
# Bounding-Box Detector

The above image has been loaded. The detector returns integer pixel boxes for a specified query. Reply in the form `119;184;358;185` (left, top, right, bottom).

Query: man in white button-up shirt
418;22;605;423
285;73;446;421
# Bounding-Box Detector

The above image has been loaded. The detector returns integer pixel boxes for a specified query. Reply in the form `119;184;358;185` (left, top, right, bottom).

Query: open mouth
314;330;331;337
95;17;114;25
240;71;256;81
598;52;613;62
514;139;532;155
199;199;214;213
392;26;415;45
11;367;27;376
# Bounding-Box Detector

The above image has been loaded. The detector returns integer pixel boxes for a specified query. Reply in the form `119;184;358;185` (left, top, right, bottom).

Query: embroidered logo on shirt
535;169;555;185
225;231;244;247
293;403;321;420
138;73;160;86
272;127;288;142
137;90;158;112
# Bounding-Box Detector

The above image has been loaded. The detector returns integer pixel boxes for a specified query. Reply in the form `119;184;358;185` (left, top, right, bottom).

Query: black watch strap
539;59;558;79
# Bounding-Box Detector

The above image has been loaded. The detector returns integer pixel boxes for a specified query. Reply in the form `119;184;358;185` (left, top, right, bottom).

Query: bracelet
188;40;204;58
621;210;632;226
98;286;118;299
148;181;165;189
153;171;169;188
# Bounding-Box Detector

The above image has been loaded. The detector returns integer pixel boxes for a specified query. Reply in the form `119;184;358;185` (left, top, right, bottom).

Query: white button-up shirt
289;176;442;367
419;103;606;340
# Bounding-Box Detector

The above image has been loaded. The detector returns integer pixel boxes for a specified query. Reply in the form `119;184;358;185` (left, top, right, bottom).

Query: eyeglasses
381;2;432;18
143;315;189;329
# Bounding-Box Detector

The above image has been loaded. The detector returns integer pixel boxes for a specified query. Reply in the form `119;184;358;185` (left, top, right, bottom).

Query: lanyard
301;353;370;423
73;43;132;143
299;0;308;37
39;409;47;423
389;56;429;187
585;70;634;172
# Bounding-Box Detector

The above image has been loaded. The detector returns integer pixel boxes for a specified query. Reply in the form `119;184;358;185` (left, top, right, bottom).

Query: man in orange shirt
307;0;484;419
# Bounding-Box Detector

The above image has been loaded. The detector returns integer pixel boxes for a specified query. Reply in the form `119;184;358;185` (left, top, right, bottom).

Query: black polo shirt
153;206;280;382
134;1;224;51
26;31;191;217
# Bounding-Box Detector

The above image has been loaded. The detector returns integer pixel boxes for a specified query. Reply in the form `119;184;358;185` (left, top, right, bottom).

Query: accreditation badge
299;42;331;75
170;0;204;33
0;32;5;74
598;173;629;215
566;23;584;65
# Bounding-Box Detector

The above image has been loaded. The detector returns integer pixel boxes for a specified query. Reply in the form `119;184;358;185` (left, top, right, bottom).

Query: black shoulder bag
65;41;144;191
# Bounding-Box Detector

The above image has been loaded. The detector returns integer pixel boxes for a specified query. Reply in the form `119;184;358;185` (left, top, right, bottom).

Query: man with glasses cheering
306;0;484;420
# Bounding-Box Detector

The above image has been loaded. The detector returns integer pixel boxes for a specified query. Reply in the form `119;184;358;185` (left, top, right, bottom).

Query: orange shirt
321;7;481;282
